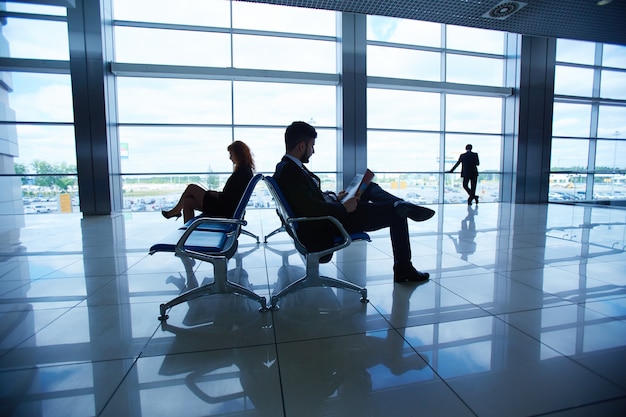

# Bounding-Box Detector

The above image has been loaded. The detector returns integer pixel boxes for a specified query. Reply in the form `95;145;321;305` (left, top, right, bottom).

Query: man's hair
466;144;473;151
285;121;317;151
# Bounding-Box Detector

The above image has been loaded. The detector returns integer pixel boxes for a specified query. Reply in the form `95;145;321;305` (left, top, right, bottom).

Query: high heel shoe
161;210;181;221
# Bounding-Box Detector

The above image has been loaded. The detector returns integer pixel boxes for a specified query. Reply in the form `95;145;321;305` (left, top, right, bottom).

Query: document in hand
340;169;375;203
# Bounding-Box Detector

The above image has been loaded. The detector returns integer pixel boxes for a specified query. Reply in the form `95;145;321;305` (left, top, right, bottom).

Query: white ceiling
236;0;626;46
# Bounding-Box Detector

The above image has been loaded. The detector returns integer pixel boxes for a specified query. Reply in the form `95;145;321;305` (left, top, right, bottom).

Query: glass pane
550;139;589;171
373;173;440;204
556;39;596;65
13;125;77;169
21;175;79;214
554;66;594;97
0;17;68;60
0;73;73;123
446;95;502;134
122;173;235;213
596;140;626;170
114;27;231;66
552;103;591;137
549;173;587;201
446;25;504;55
118;126;233;173
3;3;66;15
113;0;230;27
446;54;503;86
367;46;440;80
233;35;336;73
367;131;440;172
600;70;626;100
593;174;626;200
445;172;501;203
445;134;501;172
233;82;336;126
232;2;336;36
235;126;288;173
597;106;626;138
602;44;626;69
116;78;232;124
367;89;440;130
367;16;441;47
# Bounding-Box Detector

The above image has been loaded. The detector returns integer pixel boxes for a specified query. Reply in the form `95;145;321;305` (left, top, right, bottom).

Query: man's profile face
300;138;315;164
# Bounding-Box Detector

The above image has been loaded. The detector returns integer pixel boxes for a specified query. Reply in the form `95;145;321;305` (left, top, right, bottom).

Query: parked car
32;205;51;213
24;206;37;214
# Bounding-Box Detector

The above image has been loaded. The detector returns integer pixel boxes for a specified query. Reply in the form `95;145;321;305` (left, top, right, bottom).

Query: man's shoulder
274;157;299;178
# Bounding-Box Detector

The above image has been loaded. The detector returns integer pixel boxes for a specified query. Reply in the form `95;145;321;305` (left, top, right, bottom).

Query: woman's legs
164;184;206;222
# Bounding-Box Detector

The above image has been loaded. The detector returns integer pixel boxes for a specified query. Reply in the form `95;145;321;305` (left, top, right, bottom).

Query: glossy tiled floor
1;202;626;417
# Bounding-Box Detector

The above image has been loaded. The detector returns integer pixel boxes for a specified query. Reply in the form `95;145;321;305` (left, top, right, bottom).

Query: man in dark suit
273;121;435;283
448;144;480;205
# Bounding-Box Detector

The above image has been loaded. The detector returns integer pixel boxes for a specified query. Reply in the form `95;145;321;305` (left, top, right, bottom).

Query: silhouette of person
448;144;480;205
273;121;435;283
448;205;477;261
162;141;255;222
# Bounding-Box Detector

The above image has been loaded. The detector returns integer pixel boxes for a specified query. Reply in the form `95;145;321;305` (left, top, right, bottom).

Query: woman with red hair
162;140;255;223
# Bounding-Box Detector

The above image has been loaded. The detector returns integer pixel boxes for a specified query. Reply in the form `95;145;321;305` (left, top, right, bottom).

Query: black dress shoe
474;195;479;204
394;201;435;222
393;263;430;283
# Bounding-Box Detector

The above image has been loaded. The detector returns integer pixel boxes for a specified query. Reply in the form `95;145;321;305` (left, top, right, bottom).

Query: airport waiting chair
150;174;268;320
263;176;369;310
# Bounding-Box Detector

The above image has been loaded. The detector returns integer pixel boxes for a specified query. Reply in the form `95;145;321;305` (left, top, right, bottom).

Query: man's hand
342;196;358;213
337;190;348;201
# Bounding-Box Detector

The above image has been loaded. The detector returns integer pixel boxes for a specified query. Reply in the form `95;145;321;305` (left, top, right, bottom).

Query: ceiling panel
236;0;626;46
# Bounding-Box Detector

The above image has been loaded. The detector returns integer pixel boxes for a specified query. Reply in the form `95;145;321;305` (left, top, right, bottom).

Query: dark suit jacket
273;156;347;252
456;151;480;178
203;165;253;217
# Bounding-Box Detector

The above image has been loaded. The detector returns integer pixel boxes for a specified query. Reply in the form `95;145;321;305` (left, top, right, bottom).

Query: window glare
119;127;233;173
367;132;440;172
232;2;336;35
551;139;589;170
597;106;626;139
446;54;503;86
1;73;73;123
233;82;336;126
367;46;440;80
2;3;65;15
556;39;596;64
368;89;440;130
600;70;626;100
113;0;231;27
1;18;69;60
602;44;626;68
367;16;441;47
233;35;336;73
596;140;626;170
114;27;231;66
446;95;502;134
116;78;232;124
446;25;504;54
554;66;594;97
552;103;591;137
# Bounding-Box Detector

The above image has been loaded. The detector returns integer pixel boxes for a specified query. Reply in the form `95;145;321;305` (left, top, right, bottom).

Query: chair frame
263;176;368;310
150;174;268;320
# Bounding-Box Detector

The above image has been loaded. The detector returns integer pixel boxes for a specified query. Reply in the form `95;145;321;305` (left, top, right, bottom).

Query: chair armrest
287;215;352;259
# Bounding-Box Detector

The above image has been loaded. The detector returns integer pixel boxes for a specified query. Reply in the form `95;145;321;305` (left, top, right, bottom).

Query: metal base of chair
263;225;285;243
269;252;368;310
159;255;268;321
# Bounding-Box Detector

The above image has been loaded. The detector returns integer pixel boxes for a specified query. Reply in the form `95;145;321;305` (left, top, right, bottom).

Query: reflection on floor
1;203;626;416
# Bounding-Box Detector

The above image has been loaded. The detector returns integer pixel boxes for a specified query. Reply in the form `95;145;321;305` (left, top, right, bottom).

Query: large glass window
366;17;509;204
0;3;75;214
551;39;626;201
112;0;339;210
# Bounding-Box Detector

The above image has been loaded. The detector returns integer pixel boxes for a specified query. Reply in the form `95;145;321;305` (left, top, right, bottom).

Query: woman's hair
228;140;255;171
